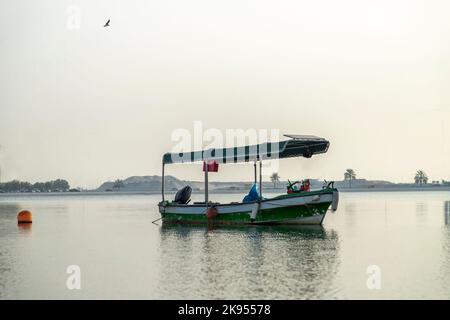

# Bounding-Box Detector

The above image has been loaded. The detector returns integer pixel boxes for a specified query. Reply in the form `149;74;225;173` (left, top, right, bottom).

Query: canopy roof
162;134;329;165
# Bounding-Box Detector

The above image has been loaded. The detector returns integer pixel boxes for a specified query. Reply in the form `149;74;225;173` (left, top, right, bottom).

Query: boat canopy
162;134;329;165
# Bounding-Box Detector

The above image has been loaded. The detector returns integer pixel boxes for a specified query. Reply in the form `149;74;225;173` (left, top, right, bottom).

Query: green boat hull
162;202;329;225
159;189;338;225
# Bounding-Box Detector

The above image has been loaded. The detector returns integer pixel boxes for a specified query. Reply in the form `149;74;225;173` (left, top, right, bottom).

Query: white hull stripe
160;193;333;215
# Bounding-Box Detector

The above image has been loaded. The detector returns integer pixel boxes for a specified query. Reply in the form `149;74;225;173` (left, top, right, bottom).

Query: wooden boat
158;134;339;225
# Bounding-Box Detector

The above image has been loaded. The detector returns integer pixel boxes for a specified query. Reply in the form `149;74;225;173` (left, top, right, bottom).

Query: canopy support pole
161;163;165;202
259;160;263;200
205;161;209;204
254;161;257;185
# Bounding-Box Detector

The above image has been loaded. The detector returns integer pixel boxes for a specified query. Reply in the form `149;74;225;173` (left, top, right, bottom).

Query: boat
158;134;339;225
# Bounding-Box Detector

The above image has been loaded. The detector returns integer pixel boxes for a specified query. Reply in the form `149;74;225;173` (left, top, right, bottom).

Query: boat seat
193;202;220;205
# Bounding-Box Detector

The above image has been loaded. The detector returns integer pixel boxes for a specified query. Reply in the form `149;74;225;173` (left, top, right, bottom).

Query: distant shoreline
1;186;450;197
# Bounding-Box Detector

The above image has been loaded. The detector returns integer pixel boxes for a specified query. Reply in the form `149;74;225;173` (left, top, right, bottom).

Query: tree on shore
270;172;280;189
344;169;356;188
113;179;124;191
0;179;70;192
414;170;428;186
53;179;70;192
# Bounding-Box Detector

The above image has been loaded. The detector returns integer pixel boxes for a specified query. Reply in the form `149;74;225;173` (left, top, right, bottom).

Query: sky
0;0;449;188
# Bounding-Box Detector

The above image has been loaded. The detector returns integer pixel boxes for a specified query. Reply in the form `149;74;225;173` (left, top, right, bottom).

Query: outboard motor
174;185;192;204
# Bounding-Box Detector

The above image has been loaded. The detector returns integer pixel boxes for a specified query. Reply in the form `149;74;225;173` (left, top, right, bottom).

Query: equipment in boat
174;185;192;204
287;179;311;194
243;184;260;203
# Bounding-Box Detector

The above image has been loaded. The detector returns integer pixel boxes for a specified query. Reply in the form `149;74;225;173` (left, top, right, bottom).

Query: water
1;191;450;299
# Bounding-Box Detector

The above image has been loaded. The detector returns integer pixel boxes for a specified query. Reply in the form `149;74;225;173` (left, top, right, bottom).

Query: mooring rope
152;216;163;224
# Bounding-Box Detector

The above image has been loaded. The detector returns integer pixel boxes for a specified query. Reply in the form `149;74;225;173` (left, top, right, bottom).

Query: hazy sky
1;0;449;188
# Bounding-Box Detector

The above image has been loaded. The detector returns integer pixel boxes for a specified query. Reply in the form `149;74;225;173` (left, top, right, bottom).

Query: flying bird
104;19;110;27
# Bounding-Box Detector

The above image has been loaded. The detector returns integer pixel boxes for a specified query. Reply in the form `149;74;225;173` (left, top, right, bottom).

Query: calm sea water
0;191;449;299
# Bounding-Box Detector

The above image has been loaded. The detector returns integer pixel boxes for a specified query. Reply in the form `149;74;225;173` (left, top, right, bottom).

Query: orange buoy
17;210;33;224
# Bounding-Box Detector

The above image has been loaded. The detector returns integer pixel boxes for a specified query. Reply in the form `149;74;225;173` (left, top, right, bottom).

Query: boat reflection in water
157;223;340;299
445;201;450;225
